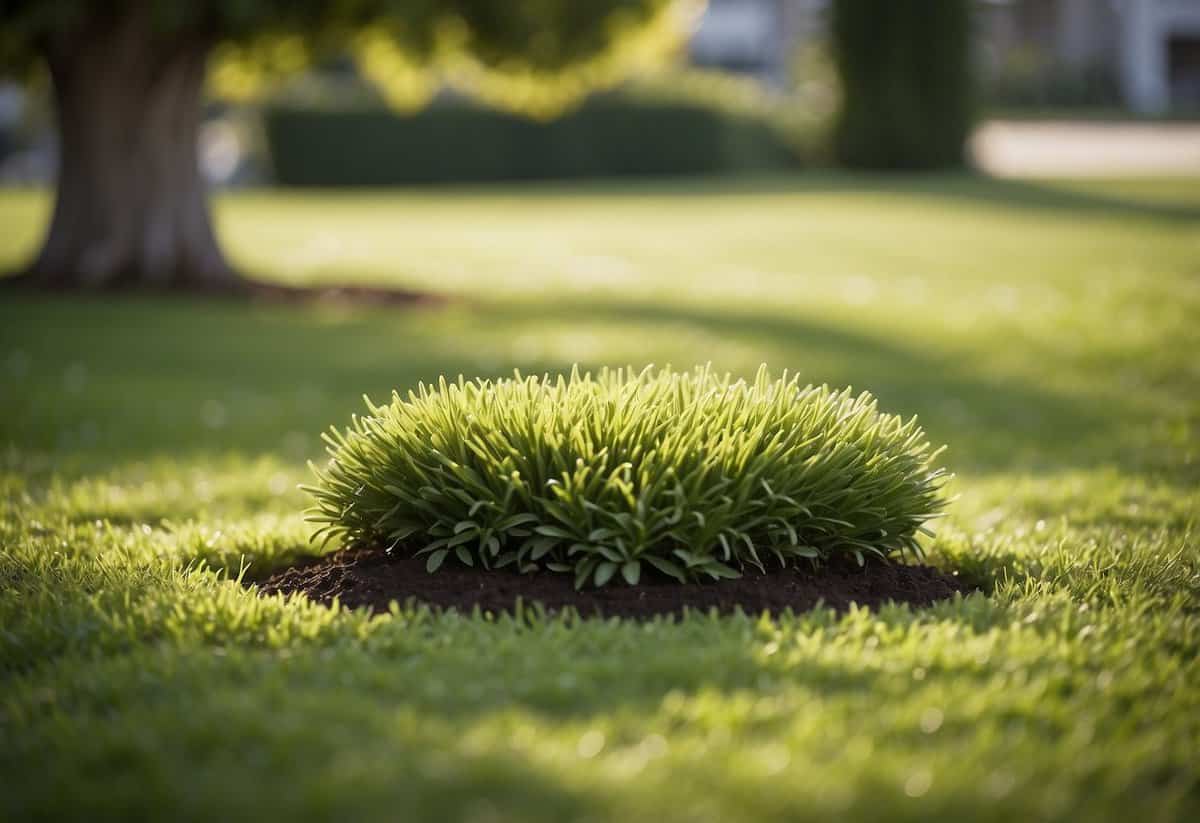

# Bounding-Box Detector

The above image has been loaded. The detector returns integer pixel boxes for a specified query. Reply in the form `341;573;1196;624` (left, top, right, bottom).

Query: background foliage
831;0;974;169
265;88;806;184
0;0;692;117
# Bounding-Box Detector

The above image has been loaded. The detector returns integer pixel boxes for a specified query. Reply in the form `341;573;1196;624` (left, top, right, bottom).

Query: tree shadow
437;171;1200;223
8;595;1055;819
874;173;1200;223
0;290;1153;480
476;297;1139;476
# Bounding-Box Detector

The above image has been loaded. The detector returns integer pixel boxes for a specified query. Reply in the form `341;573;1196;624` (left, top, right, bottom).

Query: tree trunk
20;10;240;291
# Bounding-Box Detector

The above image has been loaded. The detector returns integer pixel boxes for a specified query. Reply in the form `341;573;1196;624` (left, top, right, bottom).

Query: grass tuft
305;365;949;587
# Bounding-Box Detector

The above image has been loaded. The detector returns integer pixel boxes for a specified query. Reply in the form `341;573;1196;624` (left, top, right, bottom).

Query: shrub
305;367;948;588
831;0;974;169
264;79;809;185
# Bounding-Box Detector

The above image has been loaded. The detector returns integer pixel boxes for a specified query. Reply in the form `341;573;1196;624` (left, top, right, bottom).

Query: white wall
1119;0;1200;113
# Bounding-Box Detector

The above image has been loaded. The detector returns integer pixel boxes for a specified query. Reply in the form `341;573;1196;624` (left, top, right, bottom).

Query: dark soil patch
257;547;970;619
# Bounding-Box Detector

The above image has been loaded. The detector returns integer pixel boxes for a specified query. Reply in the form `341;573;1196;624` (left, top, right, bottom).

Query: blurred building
688;0;1200;113
1118;0;1200;112
979;0;1200;113
687;0;825;86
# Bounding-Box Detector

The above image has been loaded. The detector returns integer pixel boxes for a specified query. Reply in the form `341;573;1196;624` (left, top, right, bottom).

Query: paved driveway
972;120;1200;177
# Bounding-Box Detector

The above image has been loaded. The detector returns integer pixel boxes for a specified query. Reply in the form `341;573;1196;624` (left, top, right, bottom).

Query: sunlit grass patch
1;178;1198;821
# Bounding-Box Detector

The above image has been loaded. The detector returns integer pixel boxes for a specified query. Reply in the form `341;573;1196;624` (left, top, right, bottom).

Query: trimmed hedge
265;94;801;185
304;367;949;589
832;0;974;169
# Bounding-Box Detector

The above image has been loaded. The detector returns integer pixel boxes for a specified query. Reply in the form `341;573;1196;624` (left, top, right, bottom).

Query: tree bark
19;10;240;291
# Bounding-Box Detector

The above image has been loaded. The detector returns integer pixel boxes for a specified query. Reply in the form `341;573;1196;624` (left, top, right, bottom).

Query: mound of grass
305;366;948;588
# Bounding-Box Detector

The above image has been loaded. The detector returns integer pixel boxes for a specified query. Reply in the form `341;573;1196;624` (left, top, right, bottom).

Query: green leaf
414;537;450;557
455;546;474;567
594;561;618;587
645;555;686;583
575;558;600;590
592;544;625;563
528;537;558;560
672;548;706;568
702;561;741;580
496;513;540;530
425;549;448;573
621;560;641;585
447;531;477;548
534;525;574;539
387;523;421;541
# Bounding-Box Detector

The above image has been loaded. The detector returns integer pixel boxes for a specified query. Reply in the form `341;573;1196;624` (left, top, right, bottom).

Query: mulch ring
257;547;971;619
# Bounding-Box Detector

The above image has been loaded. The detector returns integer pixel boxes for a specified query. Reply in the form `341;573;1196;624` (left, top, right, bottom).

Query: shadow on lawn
845;174;1200;223
462;172;1200;223
492;297;1119;475
0;291;1147;480
8;604;1019;820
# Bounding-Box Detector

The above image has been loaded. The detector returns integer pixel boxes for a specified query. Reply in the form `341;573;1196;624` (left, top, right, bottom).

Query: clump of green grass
305;366;949;588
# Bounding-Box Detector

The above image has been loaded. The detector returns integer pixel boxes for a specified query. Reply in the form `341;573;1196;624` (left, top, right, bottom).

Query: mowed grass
1;175;1198;821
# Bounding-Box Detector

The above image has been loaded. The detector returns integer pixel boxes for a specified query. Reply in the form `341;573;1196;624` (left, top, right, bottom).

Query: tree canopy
1;0;694;115
0;0;694;291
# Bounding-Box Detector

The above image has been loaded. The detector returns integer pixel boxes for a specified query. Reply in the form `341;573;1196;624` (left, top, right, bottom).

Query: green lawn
2;175;1198;821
